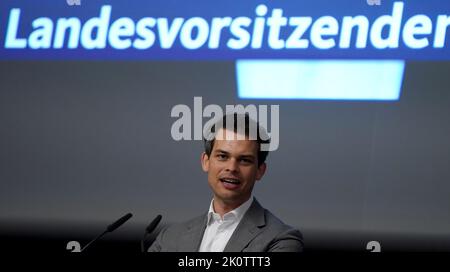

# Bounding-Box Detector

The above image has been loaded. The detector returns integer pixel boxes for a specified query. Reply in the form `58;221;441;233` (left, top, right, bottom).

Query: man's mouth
219;178;241;190
220;178;241;185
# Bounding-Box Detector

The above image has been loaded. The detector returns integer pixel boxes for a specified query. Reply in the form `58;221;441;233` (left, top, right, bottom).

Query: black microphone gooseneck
81;212;133;252
141;214;162;252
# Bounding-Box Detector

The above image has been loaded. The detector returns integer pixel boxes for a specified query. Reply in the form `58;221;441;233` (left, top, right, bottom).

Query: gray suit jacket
148;198;304;252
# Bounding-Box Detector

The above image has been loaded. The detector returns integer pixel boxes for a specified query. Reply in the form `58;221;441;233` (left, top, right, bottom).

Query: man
148;113;303;252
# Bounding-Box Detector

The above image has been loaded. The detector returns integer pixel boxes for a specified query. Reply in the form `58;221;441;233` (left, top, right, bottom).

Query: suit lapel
223;198;266;252
179;214;207;251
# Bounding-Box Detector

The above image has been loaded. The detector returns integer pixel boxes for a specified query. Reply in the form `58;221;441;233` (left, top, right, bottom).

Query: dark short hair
203;113;270;166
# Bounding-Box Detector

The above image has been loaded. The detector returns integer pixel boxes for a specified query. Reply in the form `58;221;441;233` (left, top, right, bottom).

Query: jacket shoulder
147;214;205;252
260;209;304;252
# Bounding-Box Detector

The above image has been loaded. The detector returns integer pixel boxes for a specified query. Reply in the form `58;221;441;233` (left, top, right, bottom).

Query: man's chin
215;192;250;205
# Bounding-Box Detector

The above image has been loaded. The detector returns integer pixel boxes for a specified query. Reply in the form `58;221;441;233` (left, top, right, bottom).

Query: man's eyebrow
239;154;256;160
214;149;230;154
213;149;256;159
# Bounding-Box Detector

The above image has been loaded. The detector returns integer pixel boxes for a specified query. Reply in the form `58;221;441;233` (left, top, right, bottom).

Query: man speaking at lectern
148;113;303;252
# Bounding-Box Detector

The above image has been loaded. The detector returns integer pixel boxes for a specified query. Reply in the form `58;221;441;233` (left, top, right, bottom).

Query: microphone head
106;212;133;232
145;214;162;234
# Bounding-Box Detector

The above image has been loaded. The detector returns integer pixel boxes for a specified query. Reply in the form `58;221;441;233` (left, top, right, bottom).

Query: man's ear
201;152;210;172
255;162;266;181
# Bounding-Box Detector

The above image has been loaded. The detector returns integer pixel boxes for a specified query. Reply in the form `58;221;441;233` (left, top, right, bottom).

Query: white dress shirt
199;196;253;252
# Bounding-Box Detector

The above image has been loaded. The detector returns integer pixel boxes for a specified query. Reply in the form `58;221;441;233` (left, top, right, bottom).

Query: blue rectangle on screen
236;60;405;101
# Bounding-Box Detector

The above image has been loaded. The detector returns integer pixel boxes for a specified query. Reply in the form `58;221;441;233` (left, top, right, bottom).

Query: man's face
201;128;266;207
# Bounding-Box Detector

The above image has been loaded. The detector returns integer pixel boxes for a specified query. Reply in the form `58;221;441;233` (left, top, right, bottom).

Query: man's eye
240;159;253;164
217;154;227;160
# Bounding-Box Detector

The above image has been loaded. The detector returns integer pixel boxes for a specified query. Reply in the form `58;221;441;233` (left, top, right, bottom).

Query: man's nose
225;158;239;173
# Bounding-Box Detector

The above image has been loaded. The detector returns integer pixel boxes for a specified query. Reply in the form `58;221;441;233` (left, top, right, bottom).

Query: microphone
141;214;162;252
81;212;133;252
106;213;133;232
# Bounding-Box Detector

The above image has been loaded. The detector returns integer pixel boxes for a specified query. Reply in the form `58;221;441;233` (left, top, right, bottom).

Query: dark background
1;61;449;252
